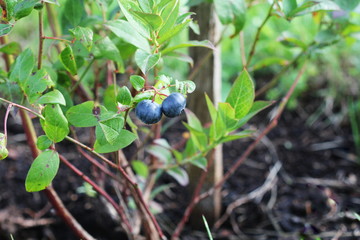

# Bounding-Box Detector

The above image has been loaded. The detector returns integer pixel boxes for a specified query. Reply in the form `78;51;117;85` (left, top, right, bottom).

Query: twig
38;5;44;70
43;36;72;43
240;31;247;67
4;104;12;139
58;153;133;236
245;2;275;68
214;161;281;229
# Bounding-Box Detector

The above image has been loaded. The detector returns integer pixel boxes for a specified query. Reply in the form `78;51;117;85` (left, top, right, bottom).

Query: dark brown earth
0;90;359;240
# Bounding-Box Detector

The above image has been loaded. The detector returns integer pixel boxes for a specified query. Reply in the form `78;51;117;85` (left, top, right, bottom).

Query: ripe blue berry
135;100;162;124
161;92;186;118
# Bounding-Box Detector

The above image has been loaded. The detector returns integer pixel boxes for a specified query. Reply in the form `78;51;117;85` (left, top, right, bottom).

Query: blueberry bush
0;0;359;239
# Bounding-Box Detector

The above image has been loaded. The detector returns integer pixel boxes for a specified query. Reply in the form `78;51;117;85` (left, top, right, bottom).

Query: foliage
0;0;359;239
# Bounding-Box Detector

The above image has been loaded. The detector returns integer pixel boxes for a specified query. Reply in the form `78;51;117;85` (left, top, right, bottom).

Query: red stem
58;153;133;235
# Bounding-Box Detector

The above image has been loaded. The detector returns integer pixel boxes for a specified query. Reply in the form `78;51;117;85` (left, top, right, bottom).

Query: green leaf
283;0;297;16
146;144;172;163
135;49;161;74
25;150;60;192
9;48;35;86
37;89;66;106
182;80;196;94
24;69;55;104
0;42;21;55
42;104;69;142
162;40;214;55
105;19;150;52
0;133;9;160
183;122;207;151
13;0;38;20
158;0;180;38
2;0;17;21
60;45;77;75
214;0;246;35
279;34;307;49
287;0;340;18
103;85;119;112
36;135;53;150
63;0;85;27
117;86;132;105
234;100;275;129
205;93;217;123
226;69;255;119
130;75;146;91
0;24;14;37
93;36;124;72
158;19;191;44
133;91;153;102
251;57;289;71
131;11;163;30
66;101;101;127
0;81;24;103
184;109;203;131
96;116;124;145
333;0;360;11
218;102;237;131
131;160;149;178
116;0;150;38
218;130;254;144
167;167;189;186
69;26;93;51
189;156;207;170
94;129;137;153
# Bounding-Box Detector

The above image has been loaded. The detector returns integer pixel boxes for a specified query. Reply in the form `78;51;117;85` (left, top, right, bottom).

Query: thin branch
58;153;133;236
4;104;12;139
38;6;44;70
245;2;275;68
240;31;247;67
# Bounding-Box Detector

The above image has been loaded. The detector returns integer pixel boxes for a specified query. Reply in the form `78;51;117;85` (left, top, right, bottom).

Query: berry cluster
135;93;186;124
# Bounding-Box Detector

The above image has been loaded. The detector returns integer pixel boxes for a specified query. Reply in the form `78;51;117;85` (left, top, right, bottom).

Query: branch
38;5;44;70
245;2;275;68
58;153;133;236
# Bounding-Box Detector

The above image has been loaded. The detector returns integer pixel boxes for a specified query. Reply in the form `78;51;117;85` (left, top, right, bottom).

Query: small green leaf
218;102;237;131
42;104;69;143
146;145;172;163
24;69;55;104
96;116;124;145
133;91;153;102
189;156;207;170
135;49;161;74
218;130;254;144
9;48;35;86
333;0;360;11
66;101;101;127
94;129;137;153
283;0;297;16
167;167;189;186
36;135;53;150
226;69;255;119
93;36;124;72
69;26;94;51
182;80;196;94
104;85;119;112
158;19;191;44
234;100;275;130
0;24;14;37
158;0;180;38
117;86;132;105
13;0;38;20
131;11;163;30
162;40;214;55
184;109;203;131
25;150;60;192
37;89;66;106
130;75;146;91
0;133;9;160
205;93;217;123
183;122;207;151
63;0;85;27
214;0;246;35
132;160;149;178
60;45;77;75
2;0;17;21
0;42;21;55
105;19;150;52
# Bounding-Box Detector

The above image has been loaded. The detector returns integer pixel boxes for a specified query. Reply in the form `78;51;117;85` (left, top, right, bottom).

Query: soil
0;90;360;240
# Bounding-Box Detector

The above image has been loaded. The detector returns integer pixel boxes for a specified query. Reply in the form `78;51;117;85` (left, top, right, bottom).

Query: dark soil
1;91;360;240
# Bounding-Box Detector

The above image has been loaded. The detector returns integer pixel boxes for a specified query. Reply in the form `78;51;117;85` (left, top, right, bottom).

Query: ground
0;90;359;240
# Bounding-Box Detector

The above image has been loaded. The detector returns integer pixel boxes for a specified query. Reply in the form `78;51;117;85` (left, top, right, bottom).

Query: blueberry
135;100;162;124
161;92;186;118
